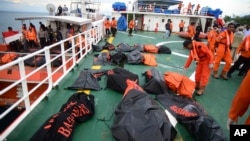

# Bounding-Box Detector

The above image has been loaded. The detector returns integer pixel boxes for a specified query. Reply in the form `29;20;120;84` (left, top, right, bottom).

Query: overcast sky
0;0;249;17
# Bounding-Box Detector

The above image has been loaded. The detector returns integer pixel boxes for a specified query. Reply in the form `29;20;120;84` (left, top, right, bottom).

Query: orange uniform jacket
111;20;117;28
27;28;37;41
104;20;111;29
213;30;234;71
187;25;195;39
228;70;250;124
184;41;214;87
207;29;219;54
179;22;184;28
129;20;134;29
236;35;250;58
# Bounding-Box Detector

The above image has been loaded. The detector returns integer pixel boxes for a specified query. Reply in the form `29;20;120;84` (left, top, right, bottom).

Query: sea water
0;11;48;43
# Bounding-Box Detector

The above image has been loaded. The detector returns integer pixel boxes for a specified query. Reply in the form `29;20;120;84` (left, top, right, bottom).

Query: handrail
0;24;104;140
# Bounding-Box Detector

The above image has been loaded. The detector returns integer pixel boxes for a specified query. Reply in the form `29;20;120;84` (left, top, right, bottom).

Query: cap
183;40;192;48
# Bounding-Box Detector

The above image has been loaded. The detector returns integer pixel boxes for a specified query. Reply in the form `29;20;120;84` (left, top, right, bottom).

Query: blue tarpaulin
117;15;127;31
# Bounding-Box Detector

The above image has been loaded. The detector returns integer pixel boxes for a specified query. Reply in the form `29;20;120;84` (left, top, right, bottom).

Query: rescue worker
27;26;37;48
128;19;134;36
104;18;111;37
183;40;214;96
22;24;28;51
227;70;250;129
179;19;185;32
213;23;235;80
207;24;220;56
110;17;117;37
227;35;250;77
186;22;196;40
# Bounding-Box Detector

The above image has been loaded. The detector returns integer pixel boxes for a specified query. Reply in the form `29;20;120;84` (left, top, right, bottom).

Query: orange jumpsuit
110;18;117;37
184;41;214;87
179;21;185;32
228;70;250;124
207;29;219;55
104;19;111;36
187;24;195;39
213;30;234;72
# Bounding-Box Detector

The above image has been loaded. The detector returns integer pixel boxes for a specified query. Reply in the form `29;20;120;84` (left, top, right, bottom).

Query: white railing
0;25;104;140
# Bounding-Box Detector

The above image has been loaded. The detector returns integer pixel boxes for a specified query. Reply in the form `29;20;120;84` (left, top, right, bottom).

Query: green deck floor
7;31;248;141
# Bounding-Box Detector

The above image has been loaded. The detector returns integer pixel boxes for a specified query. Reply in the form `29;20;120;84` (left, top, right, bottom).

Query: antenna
46;4;56;15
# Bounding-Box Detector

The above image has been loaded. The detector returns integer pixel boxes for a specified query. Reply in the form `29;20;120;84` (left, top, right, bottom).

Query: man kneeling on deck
183;40;214;96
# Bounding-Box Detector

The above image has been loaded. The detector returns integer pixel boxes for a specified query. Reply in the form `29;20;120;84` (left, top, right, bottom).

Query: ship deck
5;31;247;141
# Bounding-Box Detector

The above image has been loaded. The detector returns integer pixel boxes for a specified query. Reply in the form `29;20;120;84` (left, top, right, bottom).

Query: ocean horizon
0;11;49;43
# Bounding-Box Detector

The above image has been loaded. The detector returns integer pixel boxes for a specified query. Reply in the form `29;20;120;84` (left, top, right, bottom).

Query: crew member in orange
27;26;37;48
227;35;250;77
179;20;185;32
227;70;250;129
110;17;117;37
128;19;134;36
22;24;28;51
207;24;220;56
186;22;196;40
213;23;235;79
183;40;214;96
104;18;111;37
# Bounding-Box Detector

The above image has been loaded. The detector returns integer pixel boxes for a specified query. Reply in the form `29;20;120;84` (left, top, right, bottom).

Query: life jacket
104;20;111;29
164;72;195;98
216;30;234;47
1;53;17;64
27;29;37;41
129;20;134;29
142;53;157;66
111;20;117;28
143;44;159;53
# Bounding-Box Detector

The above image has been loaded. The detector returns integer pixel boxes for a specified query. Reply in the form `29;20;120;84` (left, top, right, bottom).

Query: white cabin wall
143;15;191;32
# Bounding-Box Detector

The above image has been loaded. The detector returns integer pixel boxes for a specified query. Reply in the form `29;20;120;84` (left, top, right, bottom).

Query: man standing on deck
227;70;250;129
227;35;250;77
212;23;235;80
128;19;134;36
179;20;185;32
164;20;171;38
183;40;214;96
111;17;117;37
207;24;220;56
134;18;138;33
186;22;196;40
104;18;111;38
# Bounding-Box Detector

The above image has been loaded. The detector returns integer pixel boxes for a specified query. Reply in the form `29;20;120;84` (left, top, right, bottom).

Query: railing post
18;58;31;110
44;48;53;86
60;42;67;73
